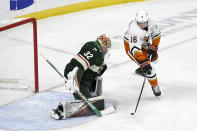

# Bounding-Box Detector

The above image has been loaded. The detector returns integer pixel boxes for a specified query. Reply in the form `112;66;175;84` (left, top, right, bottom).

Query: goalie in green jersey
50;34;112;120
64;34;111;99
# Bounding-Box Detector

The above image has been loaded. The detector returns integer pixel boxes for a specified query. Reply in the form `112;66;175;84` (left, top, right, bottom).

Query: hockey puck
131;113;135;115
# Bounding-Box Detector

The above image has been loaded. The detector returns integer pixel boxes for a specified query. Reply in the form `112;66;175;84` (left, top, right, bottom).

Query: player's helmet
135;10;149;23
96;34;111;55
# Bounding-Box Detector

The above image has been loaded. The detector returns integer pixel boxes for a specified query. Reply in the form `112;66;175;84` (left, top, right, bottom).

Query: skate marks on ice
0;92;113;131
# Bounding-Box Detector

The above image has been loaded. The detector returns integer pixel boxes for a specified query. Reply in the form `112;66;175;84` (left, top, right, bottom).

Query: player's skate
49;102;65;120
151;85;161;96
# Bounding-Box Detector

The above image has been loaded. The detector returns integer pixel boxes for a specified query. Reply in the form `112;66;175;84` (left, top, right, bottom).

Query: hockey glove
140;59;152;75
148;44;158;61
65;67;80;93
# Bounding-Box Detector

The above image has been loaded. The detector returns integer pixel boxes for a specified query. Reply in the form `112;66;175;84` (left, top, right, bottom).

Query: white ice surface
1;0;197;130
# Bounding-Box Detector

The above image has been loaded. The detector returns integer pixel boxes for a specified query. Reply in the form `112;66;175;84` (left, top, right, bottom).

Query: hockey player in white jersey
124;10;161;96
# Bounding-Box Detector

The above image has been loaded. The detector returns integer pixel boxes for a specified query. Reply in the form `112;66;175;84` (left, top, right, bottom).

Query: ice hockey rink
0;0;197;130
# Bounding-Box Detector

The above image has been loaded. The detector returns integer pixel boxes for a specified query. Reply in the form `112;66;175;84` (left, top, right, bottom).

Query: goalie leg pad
73;81;92;100
64;96;104;118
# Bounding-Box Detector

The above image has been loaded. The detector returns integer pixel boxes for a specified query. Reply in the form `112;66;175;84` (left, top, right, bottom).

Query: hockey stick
131;56;152;115
40;53;116;116
131;75;146;115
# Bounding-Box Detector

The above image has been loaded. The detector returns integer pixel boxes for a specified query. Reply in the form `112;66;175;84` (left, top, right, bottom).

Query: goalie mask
96;34;111;55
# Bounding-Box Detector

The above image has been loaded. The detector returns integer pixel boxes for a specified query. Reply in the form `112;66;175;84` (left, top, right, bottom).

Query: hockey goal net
0;18;39;93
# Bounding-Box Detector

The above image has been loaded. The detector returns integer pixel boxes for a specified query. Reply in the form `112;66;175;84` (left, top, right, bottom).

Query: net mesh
0;19;36;92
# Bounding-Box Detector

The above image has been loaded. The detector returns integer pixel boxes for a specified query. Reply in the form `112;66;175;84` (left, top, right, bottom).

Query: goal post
0;18;39;93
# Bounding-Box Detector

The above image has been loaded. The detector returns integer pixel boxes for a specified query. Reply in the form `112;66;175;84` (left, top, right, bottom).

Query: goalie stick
40;53;116;117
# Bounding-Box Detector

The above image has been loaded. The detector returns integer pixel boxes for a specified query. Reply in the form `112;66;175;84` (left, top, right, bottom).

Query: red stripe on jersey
78;54;90;68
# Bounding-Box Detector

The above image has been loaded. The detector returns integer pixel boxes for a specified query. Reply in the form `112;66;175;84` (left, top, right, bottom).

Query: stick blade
100;105;116;116
131;113;135;115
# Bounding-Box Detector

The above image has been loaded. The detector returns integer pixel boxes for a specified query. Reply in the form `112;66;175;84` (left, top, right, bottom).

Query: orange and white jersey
123;18;161;64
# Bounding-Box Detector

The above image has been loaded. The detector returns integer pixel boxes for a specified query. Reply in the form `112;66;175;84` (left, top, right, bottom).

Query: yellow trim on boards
17;0;145;20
